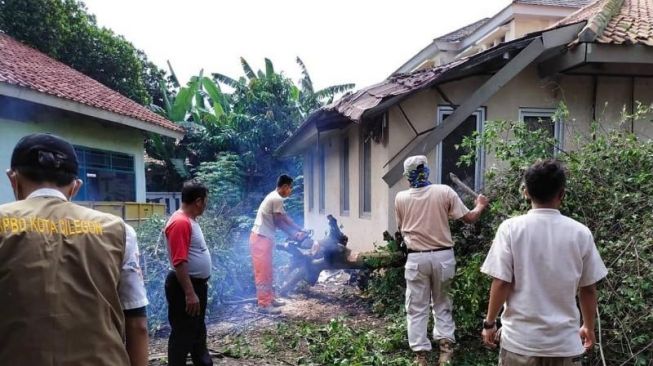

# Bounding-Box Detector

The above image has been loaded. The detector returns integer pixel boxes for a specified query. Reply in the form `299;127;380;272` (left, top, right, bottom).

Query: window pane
523;115;555;155
341;138;350;212
441;114;477;191
319;145;326;212
524;115;554;137
363;137;372;213
111;153;134;171
73;146;136;202
307;153;314;211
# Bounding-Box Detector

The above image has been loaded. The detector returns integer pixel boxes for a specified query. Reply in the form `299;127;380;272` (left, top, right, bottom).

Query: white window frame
306;152;314;212
340;136;350;216
435;106;486;190
519;108;564;154
359;132;372;219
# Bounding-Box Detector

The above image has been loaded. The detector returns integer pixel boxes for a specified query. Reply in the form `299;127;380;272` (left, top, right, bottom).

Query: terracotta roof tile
556;0;653;44
0;33;182;135
598;0;653;45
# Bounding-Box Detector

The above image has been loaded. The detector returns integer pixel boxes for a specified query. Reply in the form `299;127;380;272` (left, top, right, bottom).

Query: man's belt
407;247;452;254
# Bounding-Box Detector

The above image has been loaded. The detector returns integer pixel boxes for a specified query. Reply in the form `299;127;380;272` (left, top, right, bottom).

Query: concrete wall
303;67;653;252
0;104;147;204
303;125;391;252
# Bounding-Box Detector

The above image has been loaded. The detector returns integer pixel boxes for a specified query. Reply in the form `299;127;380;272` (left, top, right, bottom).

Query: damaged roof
278;0;652;156
321;59;466;123
0;33;183;137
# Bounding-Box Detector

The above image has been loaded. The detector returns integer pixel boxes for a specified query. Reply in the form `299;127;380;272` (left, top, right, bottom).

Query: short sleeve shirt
164;210;212;279
252;191;286;238
120;224;149;310
394;184;470;250
481;209;608;357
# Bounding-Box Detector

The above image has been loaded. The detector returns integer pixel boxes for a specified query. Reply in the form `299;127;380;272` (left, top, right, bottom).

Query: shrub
362;114;652;364
137;210;256;333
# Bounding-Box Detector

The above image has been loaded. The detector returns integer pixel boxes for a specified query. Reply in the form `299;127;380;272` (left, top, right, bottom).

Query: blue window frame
74;146;136;202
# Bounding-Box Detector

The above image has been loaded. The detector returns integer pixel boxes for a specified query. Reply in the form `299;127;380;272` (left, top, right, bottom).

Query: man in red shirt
164;181;213;366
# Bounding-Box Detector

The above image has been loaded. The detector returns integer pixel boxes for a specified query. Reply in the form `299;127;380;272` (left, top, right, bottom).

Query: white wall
0;111;147;204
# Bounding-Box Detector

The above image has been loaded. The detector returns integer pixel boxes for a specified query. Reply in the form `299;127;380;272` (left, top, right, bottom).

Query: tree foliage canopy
0;0;165;105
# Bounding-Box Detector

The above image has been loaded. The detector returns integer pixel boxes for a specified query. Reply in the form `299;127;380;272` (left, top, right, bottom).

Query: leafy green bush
137;210;256;333
361;110;652;364
263;317;413;365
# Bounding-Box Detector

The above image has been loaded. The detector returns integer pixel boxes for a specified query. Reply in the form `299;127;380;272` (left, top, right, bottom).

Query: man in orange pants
250;175;305;314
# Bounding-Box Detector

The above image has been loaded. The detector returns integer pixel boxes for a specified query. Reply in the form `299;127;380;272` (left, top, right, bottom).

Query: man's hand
475;194;489;208
481;324;498;349
579;325;596;351
185;291;200;316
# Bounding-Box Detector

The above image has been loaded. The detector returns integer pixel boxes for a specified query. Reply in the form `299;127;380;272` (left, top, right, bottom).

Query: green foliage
450;253;490;335
263;317;412;365
457;108;653;365
134;214;168;332
136;212;254;333
195;153;244;208
0;0;163;105
296;57;355;115
361;106;653;364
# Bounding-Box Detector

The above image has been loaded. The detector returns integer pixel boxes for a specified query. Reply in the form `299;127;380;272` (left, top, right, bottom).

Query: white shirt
481;209;608;357
27;189;149;310
252;190;286;239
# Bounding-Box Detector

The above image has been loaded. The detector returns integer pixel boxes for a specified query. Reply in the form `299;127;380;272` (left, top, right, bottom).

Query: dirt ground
149;271;383;366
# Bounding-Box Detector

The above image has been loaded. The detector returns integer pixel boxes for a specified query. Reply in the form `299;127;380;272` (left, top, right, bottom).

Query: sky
83;0;509;91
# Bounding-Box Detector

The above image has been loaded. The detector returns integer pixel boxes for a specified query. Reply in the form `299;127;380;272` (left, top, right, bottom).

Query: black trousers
165;271;213;366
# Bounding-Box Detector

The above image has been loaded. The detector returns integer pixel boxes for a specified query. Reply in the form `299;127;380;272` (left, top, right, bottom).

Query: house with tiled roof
278;0;653;251
394;0;594;73
0;33;183;204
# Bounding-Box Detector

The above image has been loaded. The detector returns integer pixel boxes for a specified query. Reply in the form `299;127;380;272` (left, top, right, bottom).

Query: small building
0;33;183;204
278;0;653;251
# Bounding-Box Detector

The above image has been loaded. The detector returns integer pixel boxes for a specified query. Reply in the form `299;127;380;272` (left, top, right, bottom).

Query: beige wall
303;125;391;252
303;66;653;252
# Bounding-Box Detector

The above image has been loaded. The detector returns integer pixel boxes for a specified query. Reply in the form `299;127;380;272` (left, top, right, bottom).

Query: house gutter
0;82;184;139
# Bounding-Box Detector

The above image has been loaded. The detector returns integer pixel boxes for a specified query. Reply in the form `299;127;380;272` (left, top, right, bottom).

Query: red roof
597;0;653;45
0;33;183;136
558;0;653;45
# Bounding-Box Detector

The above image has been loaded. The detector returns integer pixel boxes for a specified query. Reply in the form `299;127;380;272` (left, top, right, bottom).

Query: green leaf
240;57;257;80
212;73;240;89
202;77;228;118
265;58;275;78
167;60;181;88
170;86;193;121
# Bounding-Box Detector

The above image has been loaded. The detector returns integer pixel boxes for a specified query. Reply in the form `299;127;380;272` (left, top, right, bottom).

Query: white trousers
404;250;457;351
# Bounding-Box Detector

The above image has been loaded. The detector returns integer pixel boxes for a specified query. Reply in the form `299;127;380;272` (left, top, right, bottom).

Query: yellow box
93;203;124;218
124;203;141;220
124;203;165;221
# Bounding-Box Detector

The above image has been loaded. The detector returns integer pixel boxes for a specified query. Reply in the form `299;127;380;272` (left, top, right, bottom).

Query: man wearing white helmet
395;155;489;366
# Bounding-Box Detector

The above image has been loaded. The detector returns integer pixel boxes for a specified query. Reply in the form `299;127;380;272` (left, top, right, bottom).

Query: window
360;133;372;216
436;106;485;191
318;144;326;213
306;152;314;212
74;146;136;202
340;137;350;215
519;108;563;155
